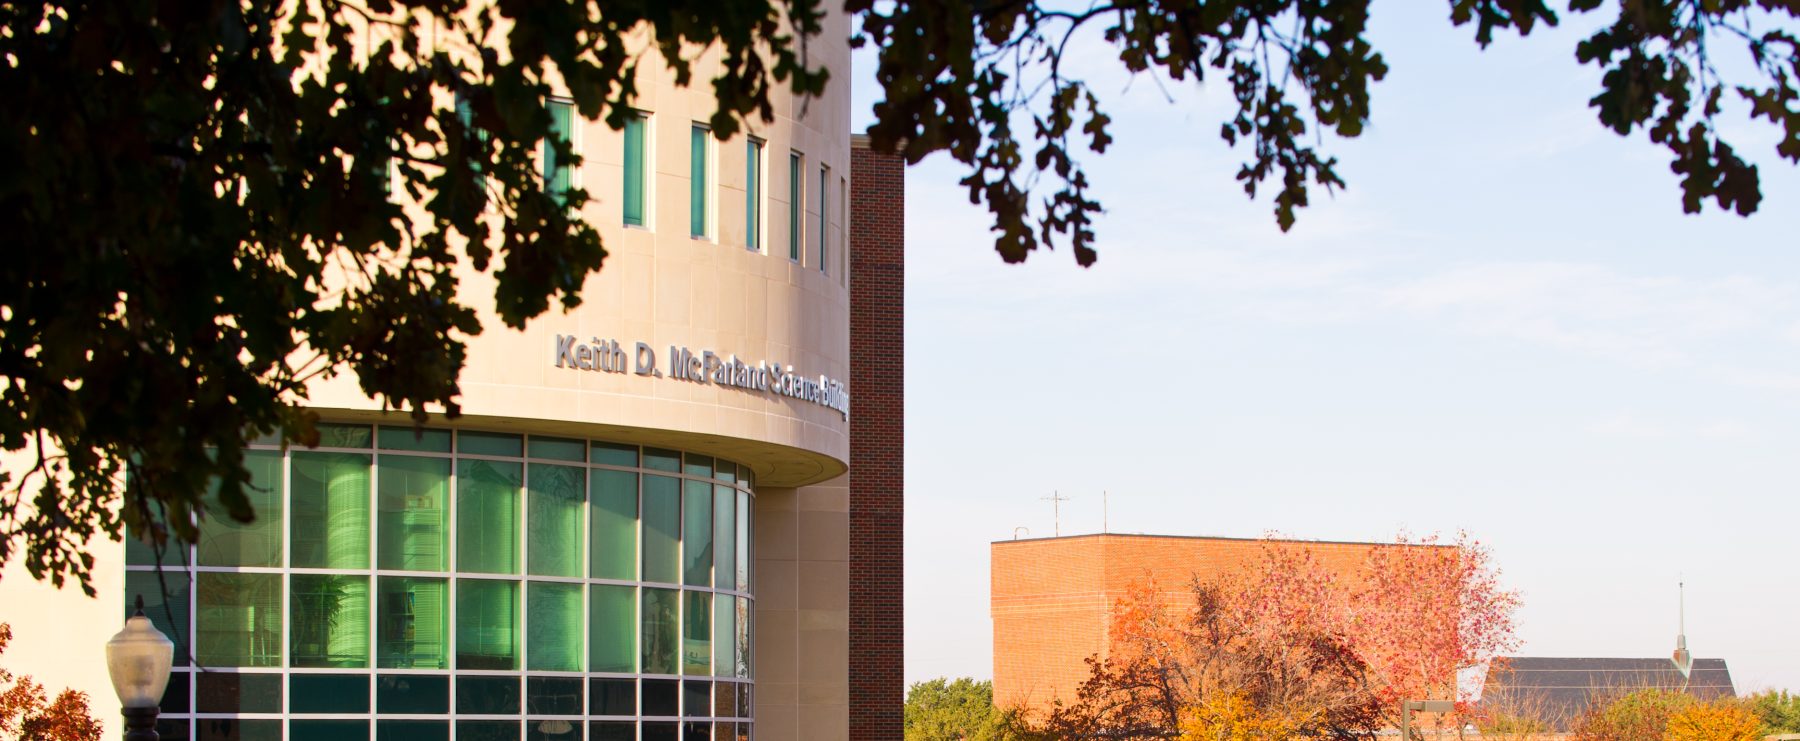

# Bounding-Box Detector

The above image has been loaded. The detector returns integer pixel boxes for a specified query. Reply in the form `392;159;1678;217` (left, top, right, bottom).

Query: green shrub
1747;690;1800;735
1570;688;1694;741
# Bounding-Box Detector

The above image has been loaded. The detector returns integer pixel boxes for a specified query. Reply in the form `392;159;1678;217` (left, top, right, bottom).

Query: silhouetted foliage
5;1;1800;592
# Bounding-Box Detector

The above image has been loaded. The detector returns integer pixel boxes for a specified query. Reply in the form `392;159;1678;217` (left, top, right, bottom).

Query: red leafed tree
0;623;104;741
1031;533;1520;739
1348;532;1522;712
1039;546;1385;739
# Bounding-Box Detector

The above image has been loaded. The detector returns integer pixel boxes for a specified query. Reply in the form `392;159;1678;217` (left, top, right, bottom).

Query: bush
1177;692;1297;741
905;677;1010;741
1664;701;1762;741
1570;689;1773;741
1747;690;1800;735
1570;688;1693;741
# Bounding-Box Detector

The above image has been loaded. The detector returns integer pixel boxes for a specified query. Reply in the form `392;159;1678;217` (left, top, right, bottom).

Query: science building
0;9;903;741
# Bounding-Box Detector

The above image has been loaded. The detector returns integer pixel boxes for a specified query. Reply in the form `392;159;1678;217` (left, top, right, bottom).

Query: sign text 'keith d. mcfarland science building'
554;334;851;420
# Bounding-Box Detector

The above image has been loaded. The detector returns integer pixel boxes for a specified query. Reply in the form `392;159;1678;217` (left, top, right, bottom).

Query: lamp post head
106;596;174;710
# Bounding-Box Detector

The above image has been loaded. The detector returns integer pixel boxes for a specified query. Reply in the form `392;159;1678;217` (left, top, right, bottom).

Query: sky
847;2;1800;694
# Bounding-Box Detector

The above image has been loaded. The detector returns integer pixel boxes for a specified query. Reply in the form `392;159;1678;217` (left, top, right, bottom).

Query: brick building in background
989;534;1399;713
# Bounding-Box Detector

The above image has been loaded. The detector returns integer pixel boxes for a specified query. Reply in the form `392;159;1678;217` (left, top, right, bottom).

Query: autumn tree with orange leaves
1028;534;1519;740
0;623;103;741
1351;533;1522;716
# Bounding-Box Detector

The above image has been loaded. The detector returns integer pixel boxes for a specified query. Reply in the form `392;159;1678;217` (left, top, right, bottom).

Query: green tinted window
123;530;163;567
623;115;646;226
377;674;449;713
316;423;373;448
377;456;450;572
712;595;732;678
735;597;751;678
713;485;734;594
590;469;637;581
291;674;371;713
590;585;636;673
292;720;368;741
377;577;448;669
642;476;680;584
683;454;712;478
457;459;521;574
212;719;281;741
682;480;711;587
527;463;584;577
378;426;451;452
455;721;517;741
198;672;281;712
644;448;681;472
543;99;574;206
198;449;283;567
526;582;583;672
788;152;802;261
735;490;750;592
459;430;523;458
456;579;519;670
291;574;369;668
125;571;191;667
642;587;678;675
818;164;829;273
591;442;637;467
745;140;762;251
292;452;371;569
380;720;448;741
529;436;586;462
527;677;582;717
690;126;709;238
682;591;710;675
196;572;283;667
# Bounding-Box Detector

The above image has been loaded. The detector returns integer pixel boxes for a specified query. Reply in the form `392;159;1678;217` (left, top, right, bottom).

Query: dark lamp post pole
106;596;175;741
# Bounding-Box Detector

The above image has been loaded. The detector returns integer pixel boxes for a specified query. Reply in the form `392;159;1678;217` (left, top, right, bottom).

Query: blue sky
850;2;1800;693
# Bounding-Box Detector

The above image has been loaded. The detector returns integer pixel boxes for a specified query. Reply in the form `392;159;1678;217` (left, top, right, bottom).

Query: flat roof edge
990;532;1443;549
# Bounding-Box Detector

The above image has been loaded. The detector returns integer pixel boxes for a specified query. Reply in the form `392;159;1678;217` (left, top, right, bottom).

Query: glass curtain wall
124;424;757;741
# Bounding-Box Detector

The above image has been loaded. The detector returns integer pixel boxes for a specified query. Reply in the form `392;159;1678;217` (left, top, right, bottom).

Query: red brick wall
991;534;1413;713
848;138;904;741
990;538;1111;711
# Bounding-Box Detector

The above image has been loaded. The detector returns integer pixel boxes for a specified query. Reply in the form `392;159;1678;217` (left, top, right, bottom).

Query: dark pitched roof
1480;657;1735;729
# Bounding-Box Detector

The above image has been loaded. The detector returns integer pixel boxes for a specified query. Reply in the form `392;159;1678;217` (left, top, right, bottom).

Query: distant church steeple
1671;580;1693;681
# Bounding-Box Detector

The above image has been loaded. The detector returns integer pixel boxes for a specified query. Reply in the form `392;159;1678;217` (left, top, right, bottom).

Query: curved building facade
123;433;764;741
0;8;904;741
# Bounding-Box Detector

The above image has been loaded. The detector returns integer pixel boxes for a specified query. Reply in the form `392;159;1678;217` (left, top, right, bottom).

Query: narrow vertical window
623;114;647;227
543;98;574;207
746;139;763;252
456;93;489;177
690;125;711;239
371;142;393;199
818;164;830;273
788;152;802;262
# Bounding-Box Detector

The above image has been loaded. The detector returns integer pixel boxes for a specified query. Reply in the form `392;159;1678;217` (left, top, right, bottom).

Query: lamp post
106;596;174;741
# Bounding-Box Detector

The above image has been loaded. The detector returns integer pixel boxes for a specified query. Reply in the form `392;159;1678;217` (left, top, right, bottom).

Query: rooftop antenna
1672;579;1692;680
1102;491;1109;534
1041;491;1070;537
